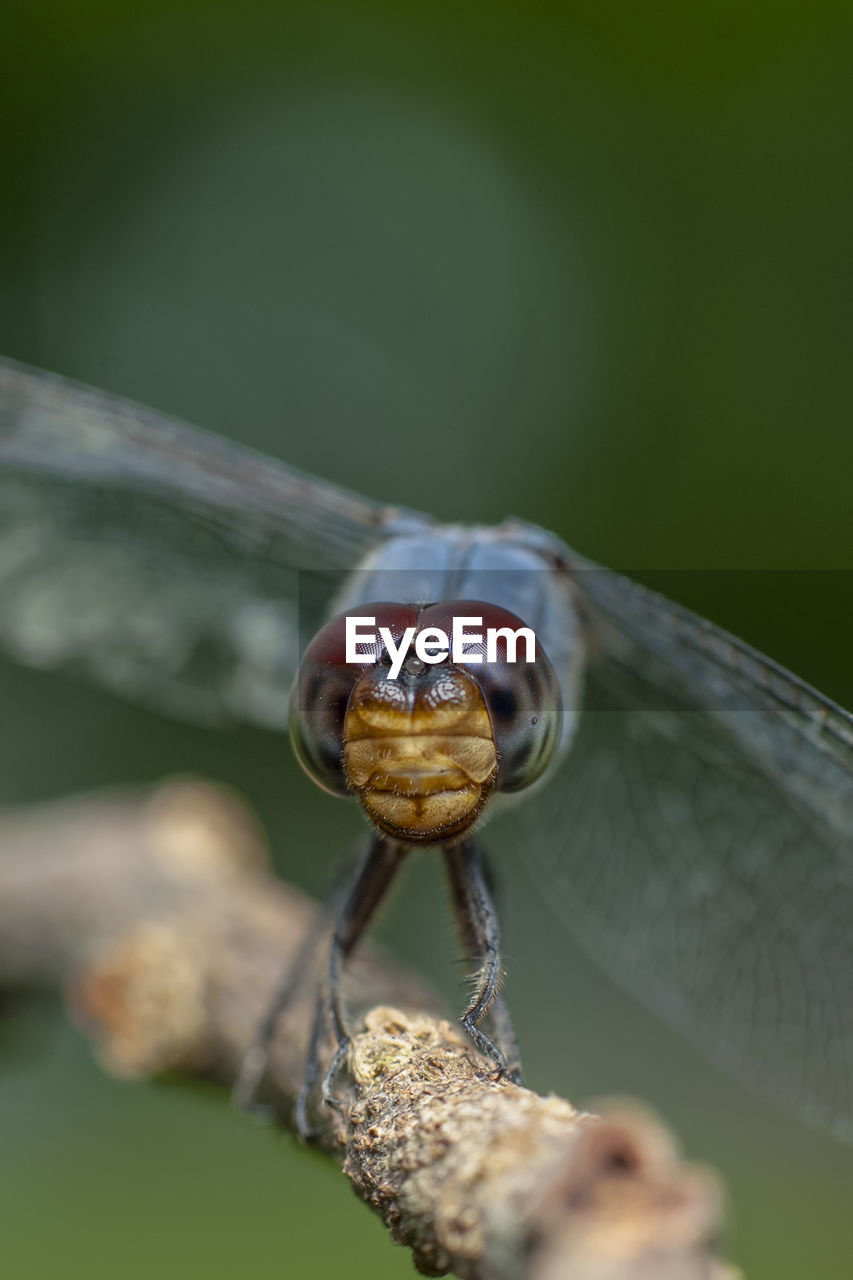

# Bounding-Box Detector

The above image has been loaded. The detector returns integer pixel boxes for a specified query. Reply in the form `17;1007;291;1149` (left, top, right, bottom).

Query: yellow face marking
343;665;497;842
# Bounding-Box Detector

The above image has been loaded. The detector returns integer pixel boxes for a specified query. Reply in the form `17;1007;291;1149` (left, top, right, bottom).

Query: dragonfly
0;353;851;1141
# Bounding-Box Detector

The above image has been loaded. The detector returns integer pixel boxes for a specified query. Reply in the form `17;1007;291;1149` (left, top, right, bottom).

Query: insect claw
232;1043;270;1115
241;1099;276;1124
293;1089;320;1143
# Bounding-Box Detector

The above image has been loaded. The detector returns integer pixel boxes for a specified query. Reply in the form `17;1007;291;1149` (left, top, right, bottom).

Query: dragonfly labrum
0;354;851;1141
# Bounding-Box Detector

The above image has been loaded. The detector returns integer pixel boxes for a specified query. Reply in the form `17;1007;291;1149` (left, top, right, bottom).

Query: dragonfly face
1;353;852;1143
290;599;563;842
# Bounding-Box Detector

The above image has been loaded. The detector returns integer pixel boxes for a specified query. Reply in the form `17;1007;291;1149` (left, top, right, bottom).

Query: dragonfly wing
0;356;416;727
514;560;853;1140
579;563;853;838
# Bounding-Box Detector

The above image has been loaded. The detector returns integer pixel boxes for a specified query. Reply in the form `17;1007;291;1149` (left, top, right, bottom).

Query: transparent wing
581;565;853;839
515;563;853;1140
0;356;406;728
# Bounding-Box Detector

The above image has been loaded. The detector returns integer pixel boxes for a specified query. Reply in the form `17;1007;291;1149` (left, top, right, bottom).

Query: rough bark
0;779;737;1280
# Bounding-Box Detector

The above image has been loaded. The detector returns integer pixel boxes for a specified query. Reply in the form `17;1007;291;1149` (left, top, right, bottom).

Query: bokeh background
2;3;853;1277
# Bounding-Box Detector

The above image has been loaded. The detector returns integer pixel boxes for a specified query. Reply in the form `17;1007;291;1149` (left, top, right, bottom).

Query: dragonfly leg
443;838;523;1085
475;847;523;1084
296;833;406;1138
232;849;360;1117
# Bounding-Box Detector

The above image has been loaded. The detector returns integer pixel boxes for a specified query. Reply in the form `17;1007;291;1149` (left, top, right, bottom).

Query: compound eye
290;602;418;795
419;600;562;792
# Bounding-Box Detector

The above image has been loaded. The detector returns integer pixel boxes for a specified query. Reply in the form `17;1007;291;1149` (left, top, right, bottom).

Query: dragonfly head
342;659;497;840
290;600;562;843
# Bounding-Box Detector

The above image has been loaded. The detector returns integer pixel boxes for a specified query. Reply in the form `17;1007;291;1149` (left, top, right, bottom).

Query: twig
0;779;736;1280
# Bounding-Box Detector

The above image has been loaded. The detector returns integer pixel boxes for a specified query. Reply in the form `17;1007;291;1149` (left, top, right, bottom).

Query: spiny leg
475;847;523;1083
232;852;358;1116
443;838;523;1084
296;833;405;1137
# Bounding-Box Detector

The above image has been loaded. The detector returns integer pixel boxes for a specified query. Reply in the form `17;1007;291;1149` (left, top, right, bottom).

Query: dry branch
0;779;737;1280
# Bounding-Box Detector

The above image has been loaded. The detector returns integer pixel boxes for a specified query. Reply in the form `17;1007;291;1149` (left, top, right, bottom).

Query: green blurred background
2;3;853;1277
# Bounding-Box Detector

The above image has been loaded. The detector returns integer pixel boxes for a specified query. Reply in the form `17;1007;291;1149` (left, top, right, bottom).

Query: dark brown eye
290;602;419;795
486;686;518;724
419;600;562;792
